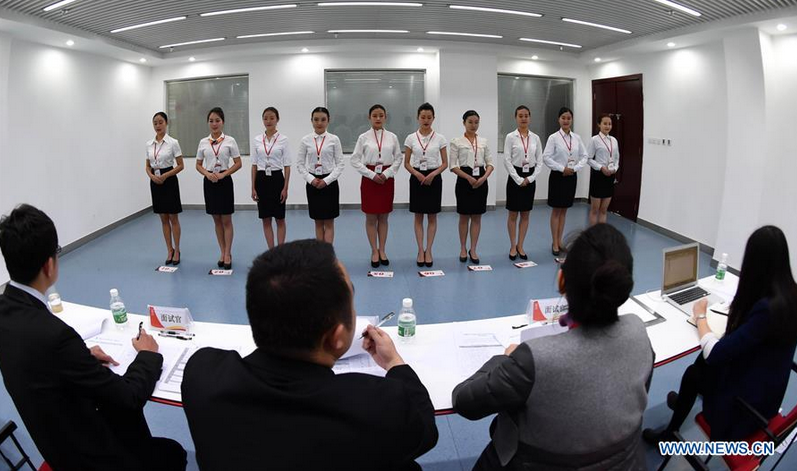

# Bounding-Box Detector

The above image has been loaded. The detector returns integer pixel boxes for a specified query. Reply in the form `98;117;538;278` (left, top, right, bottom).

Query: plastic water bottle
715;253;728;281
110;288;128;330
397;298;416;342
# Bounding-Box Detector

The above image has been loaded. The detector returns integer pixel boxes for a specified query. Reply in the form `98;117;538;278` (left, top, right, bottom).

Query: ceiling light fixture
139;58;147;63
301;47;309;53
65;39;75;46
189;56;196;62
237;31;315;39
416;47;424;52
43;0;77;12
561;18;631;34
427;31;502;39
594;57;602;62
159;38;225;48
531;55;539;60
667;42;676;47
652;0;701;17
448;5;542;18
519;38;582;48
328;29;409;33
318;2;422;6
111;16;186;33
777;24;788;31
200;4;297;16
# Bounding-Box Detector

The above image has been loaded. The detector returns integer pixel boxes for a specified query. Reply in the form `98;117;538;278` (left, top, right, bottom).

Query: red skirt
361;165;395;214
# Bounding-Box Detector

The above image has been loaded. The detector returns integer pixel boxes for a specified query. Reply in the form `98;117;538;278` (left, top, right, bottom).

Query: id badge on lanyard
522;155;530;173
420;160;428;171
472;166;481;177
265;168;272;177
214;160;223;173
154;169;161;177
315;163;324;176
375;164;384;175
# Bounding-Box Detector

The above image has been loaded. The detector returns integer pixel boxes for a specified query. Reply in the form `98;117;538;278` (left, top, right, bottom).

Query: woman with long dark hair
644;225;797;443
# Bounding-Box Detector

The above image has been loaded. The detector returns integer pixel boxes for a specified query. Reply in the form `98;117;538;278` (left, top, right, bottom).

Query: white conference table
59;274;737;414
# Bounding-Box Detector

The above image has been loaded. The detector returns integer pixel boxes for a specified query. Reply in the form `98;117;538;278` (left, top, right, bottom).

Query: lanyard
314;135;326;162
558;131;573;153
519;131;530;162
373;128;384;161
210;136;224;158
416;130;435;157
599;134;613;157
466;134;479;165
262;133;279;157
153;140;165;162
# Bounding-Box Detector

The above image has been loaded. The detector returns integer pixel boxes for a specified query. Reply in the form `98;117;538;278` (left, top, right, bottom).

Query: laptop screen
663;245;698;292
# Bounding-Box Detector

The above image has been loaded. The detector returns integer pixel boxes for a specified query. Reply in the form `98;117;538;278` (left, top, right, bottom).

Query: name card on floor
208;269;233;276
156;266;178;273
368;271;394;278
514;261;537;269
468;265;493;272
419;270;445;277
149;305;194;332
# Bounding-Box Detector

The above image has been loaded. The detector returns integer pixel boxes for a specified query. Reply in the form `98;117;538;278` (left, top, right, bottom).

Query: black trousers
662;354;710;434
100;406;187;471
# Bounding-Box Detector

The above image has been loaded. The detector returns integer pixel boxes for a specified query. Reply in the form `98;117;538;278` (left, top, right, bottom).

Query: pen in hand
359;311;395;339
136;321;143;340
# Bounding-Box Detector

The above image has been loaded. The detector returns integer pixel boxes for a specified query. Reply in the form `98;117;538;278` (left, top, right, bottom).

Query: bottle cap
110;288;119;297
720;253;728;262
402;298;413;308
48;293;60;301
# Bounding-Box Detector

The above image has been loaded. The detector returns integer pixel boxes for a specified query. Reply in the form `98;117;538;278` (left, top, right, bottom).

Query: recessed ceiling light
426;31;502;39
448;5;542;18
200;4;297;17
777;24;788;31
65;39;74;46
561;18;631;34
159;38;226;48
416;47;424;52
318;2;422;6
652;0;701;17
43;0;77;12
301;47;309;53
519;38;582;48
594;57;602;62
389;85;393;88
667;42;676;47
237;31;315;39
514;76;519;80
189;56;196;62
328;29;409;33
110;16;186;33
531;55;539;60
139;58;147;63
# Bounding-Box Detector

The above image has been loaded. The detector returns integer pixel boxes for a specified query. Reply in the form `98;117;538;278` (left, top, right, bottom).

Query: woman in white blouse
295;107;345;243
195;107;242;270
351;104;403;268
251;107;292;249
587;114;620;226
146;112;184;266
450;110;494;265
503;105;543;261
542;107;588;257
404;102;448;268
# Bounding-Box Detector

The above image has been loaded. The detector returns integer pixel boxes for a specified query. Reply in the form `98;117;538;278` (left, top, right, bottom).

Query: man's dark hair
0;204;59;284
246;239;353;353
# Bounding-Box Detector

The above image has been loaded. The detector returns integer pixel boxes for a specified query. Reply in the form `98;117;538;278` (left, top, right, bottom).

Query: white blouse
586;133;620;172
252;132;293;171
350;128;403;179
196;134;241;172
295;132;345;185
503;129;543;186
146;134;182;169
542;129;588;173
404;130;448;169
449;135;494;170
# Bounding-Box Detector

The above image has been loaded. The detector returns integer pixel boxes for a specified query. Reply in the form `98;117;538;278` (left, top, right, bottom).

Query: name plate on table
419;270;445;277
514;261;537;269
156;266;178;273
149;305;194;332
526;297;569;322
208;269;233;276
467;265;493;272
368;271;394;278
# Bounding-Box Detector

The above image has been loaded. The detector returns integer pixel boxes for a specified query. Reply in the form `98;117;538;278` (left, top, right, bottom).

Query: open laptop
661;243;721;316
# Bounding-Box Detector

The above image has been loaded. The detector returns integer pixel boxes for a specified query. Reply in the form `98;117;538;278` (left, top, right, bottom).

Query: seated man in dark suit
0;204;186;471
182;239;438;470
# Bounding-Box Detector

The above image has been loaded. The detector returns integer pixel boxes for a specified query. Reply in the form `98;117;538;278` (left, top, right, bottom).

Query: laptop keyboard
669;286;709;305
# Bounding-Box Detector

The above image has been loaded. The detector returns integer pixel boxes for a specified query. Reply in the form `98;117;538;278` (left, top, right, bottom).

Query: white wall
590;41;729;248
0;38;152;284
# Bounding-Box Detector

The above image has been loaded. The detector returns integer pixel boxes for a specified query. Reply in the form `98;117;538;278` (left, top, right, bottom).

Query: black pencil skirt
547;170;577;208
455;166;488;215
150;167;182;214
255;170;286;219
203;175;234;215
409;168;442;214
506;166;536;212
589;169;616;199
306;174;340;220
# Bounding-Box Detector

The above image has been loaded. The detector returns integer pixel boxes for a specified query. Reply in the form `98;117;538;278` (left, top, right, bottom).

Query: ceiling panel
1;0;795;53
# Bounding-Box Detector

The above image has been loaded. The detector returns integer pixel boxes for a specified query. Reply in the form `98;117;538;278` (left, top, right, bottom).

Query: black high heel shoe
165;249;174;266
551;245;560;257
218;260;225;268
517;245;528;261
424;251;433;268
172;250;181;266
468;250;480;265
223;260;232;270
509;249;517;261
371;259;380;268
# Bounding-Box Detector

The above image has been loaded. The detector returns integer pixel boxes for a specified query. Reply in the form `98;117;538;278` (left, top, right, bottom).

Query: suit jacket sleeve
385;364;439;460
55;325;163;410
706;301;769;367
452;342;535;420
